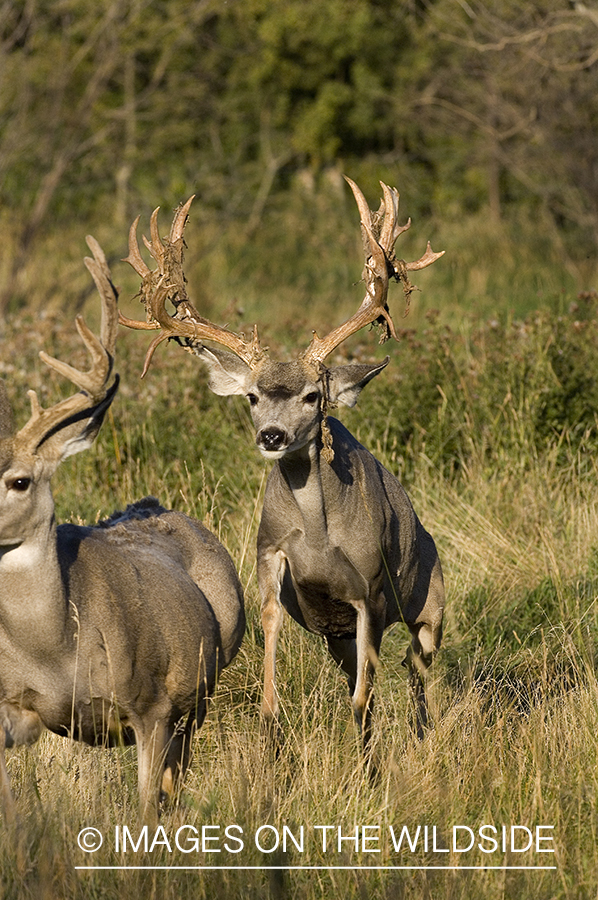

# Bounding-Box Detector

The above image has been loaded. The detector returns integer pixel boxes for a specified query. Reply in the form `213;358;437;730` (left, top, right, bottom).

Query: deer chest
280;538;375;639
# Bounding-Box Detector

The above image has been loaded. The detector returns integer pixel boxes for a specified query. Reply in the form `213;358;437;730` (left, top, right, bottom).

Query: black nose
258;428;287;451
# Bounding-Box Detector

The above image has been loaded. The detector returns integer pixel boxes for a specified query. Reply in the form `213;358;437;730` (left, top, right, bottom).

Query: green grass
2;295;598;898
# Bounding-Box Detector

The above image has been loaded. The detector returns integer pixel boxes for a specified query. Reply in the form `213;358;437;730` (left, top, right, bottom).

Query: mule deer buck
120;179;445;754
0;233;245;824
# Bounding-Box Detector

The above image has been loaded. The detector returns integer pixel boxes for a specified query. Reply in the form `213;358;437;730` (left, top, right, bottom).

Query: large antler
119;197;265;376
302;177;444;367
16;237;119;453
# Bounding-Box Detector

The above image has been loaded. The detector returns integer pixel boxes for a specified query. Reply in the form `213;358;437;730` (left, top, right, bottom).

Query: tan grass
1;313;597;898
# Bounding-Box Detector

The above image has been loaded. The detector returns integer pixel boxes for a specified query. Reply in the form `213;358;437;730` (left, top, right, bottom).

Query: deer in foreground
120;178;445;754
0;233;245;824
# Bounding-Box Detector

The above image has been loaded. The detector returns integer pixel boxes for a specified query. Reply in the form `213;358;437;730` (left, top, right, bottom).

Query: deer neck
278;437;332;547
0;515;68;651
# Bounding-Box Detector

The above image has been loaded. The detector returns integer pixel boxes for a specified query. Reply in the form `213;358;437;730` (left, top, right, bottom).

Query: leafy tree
0;0;596;315
418;0;598;268
0;0;215;310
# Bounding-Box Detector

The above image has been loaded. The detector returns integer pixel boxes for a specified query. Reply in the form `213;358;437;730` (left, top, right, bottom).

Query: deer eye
8;477;31;492
247;393;259;407
303;392;319;405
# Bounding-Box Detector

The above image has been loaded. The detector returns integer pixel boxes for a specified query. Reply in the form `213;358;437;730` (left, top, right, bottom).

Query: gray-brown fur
255;359;313;396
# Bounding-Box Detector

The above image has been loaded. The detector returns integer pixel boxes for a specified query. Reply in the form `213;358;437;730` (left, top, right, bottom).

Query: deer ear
326;358;389;408
34;377;119;468
190;346;253;396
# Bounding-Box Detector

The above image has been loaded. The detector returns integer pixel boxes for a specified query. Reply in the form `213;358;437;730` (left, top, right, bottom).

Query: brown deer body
120;178;445;753
0;239;245;823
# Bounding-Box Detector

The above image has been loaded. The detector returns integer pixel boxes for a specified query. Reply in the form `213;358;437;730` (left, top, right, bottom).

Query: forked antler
118;197;265;376
302;177;444;367
16;237;119;452
120;178;444;376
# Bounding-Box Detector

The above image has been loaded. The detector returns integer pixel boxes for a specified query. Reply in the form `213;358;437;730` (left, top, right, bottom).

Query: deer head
119;178;444;462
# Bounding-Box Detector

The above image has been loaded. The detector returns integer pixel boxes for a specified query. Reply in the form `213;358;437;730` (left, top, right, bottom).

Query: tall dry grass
1;296;598;898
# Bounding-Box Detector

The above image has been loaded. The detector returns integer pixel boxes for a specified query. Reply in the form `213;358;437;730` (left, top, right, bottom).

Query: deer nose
258;427;287;452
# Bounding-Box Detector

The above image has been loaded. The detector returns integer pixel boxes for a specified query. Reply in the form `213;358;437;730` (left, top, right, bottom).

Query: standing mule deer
0;234;244;824
120;178;445;754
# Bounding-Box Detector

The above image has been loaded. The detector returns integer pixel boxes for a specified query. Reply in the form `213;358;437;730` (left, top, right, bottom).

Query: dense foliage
1;0;596;315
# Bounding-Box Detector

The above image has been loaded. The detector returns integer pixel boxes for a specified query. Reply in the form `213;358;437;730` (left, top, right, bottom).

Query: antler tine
119;210;166;332
84;235;119;358
38;317;110;397
379;182;412;251
404;241;445;272
38;236;117;396
170;195;195;242
120;197;266;375
148;206;165;267
302;176;444;367
346;176;374;233
122;215;151;278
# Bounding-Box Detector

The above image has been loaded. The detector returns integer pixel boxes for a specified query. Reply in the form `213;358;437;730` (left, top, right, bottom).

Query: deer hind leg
405;617;443;740
136;718;171;825
404;550;444;739
160;710;201;806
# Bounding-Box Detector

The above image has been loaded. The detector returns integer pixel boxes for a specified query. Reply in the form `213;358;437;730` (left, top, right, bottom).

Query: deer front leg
258;550;286;724
0;705;43;826
352;605;384;757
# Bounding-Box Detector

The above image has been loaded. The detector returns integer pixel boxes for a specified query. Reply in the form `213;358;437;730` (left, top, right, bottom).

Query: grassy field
1;285;598;899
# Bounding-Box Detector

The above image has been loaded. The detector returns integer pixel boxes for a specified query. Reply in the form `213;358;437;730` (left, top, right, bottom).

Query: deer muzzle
256;427;288;456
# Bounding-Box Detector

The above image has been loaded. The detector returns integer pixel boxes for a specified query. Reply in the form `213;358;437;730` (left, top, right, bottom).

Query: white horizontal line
75;865;558;871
